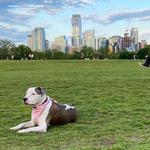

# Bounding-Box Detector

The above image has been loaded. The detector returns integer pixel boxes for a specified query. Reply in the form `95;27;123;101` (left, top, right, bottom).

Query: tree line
0;39;150;60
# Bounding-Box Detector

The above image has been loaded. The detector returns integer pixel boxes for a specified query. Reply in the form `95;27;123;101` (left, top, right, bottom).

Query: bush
119;51;135;59
137;47;150;59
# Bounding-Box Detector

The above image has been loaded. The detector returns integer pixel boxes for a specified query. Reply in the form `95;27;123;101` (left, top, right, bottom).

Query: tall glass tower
32;27;46;52
71;14;82;47
131;27;139;50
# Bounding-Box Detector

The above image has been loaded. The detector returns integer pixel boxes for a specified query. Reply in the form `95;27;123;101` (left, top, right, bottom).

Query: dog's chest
32;100;52;125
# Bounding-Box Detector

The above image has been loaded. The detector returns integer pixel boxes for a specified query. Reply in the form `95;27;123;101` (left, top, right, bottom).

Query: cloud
0;22;30;33
7;4;45;16
6;0;97;16
139;16;150;22
44;0;97;7
83;9;150;24
0;0;98;43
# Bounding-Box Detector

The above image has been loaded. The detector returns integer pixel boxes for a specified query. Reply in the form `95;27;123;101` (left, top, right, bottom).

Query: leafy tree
14;45;32;60
81;46;94;59
119;51;135;59
137;47;150;59
109;52;120;59
98;48;109;59
45;49;52;59
71;51;81;59
52;50;68;59
33;51;46;60
0;39;15;59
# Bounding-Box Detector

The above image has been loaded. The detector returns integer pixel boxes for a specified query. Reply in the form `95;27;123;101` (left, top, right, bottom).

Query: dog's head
23;87;46;106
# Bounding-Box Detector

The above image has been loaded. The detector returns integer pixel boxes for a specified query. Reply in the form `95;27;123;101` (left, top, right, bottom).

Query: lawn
0;60;150;150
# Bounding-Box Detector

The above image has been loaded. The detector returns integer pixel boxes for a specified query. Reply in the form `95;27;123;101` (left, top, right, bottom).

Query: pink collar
32;97;50;122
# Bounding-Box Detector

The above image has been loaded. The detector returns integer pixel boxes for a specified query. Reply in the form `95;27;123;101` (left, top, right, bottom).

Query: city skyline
0;0;150;45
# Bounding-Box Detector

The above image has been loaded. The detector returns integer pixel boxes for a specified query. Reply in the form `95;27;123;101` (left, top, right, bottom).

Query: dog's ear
35;87;46;95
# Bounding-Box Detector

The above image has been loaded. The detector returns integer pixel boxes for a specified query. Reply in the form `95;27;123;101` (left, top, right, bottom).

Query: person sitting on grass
139;55;150;67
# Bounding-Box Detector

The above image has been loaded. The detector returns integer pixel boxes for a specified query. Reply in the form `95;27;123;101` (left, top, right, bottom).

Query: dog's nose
23;98;27;102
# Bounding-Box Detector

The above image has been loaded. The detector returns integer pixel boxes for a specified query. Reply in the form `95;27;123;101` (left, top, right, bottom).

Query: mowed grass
0;60;150;150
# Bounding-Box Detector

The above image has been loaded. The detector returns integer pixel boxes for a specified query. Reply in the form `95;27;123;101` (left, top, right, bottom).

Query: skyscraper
28;34;33;50
71;14;82;47
121;32;133;50
51;35;67;52
33;27;46;51
109;36;122;53
95;37;108;50
83;29;95;49
131;27;139;50
45;40;49;50
28;27;46;52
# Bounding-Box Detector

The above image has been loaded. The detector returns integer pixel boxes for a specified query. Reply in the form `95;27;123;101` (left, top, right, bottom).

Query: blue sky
0;0;150;45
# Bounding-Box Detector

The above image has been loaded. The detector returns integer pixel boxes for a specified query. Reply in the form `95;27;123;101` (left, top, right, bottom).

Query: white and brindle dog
10;87;77;133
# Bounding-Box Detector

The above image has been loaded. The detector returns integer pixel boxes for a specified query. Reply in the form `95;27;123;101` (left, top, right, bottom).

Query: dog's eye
32;93;35;95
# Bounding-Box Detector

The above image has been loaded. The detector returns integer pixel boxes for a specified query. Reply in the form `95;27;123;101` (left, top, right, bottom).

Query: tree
119;51;135;59
71;51;81;59
137;47;150;59
45;50;52;59
98;48;109;59
81;46;94;59
14;45;32;60
52;50;67;60
0;39;15;59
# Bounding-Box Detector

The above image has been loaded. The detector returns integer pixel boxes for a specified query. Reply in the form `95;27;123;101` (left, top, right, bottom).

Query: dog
10;87;77;133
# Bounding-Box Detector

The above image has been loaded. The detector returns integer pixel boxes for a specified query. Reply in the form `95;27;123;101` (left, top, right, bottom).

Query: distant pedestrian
133;55;136;60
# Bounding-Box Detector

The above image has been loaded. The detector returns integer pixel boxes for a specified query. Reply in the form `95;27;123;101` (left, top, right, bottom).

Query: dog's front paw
17;130;25;133
10;127;18;131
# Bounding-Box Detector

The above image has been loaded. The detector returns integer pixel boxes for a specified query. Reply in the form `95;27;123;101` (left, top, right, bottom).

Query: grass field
0;60;150;150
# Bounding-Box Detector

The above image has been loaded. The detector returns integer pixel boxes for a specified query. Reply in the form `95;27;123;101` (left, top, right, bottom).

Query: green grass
0;60;150;150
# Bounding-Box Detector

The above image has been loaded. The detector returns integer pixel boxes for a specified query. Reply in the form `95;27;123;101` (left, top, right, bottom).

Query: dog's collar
33;97;48;109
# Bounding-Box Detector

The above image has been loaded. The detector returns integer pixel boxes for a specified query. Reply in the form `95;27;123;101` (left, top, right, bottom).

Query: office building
28;34;33;50
131;27;139;50
109;36;122;53
45;40;49;50
121;32;133;51
28;27;46;52
71;14;82;47
139;40;147;49
51;35;67;52
95;37;108;50
83;29;95;49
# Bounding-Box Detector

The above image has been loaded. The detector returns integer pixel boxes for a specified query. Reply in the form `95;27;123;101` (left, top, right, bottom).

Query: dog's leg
17;123;47;133
10;121;35;131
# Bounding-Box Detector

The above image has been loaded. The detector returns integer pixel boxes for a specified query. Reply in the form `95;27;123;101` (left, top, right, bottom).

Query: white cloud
0;22;30;32
83;9;150;24
7;4;44;16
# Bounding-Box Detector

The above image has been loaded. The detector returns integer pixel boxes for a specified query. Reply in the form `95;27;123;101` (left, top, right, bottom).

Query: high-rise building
28;34;33;50
109;36;122;53
131;27;139;50
83;29;95;49
121;32;133;51
45;40;49;50
71;14;82;47
95;37;108;50
28;27;46;52
139;40;147;49
51;35;67;52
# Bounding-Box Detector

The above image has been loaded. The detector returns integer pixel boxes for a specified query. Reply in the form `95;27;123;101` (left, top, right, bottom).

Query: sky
0;0;150;45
